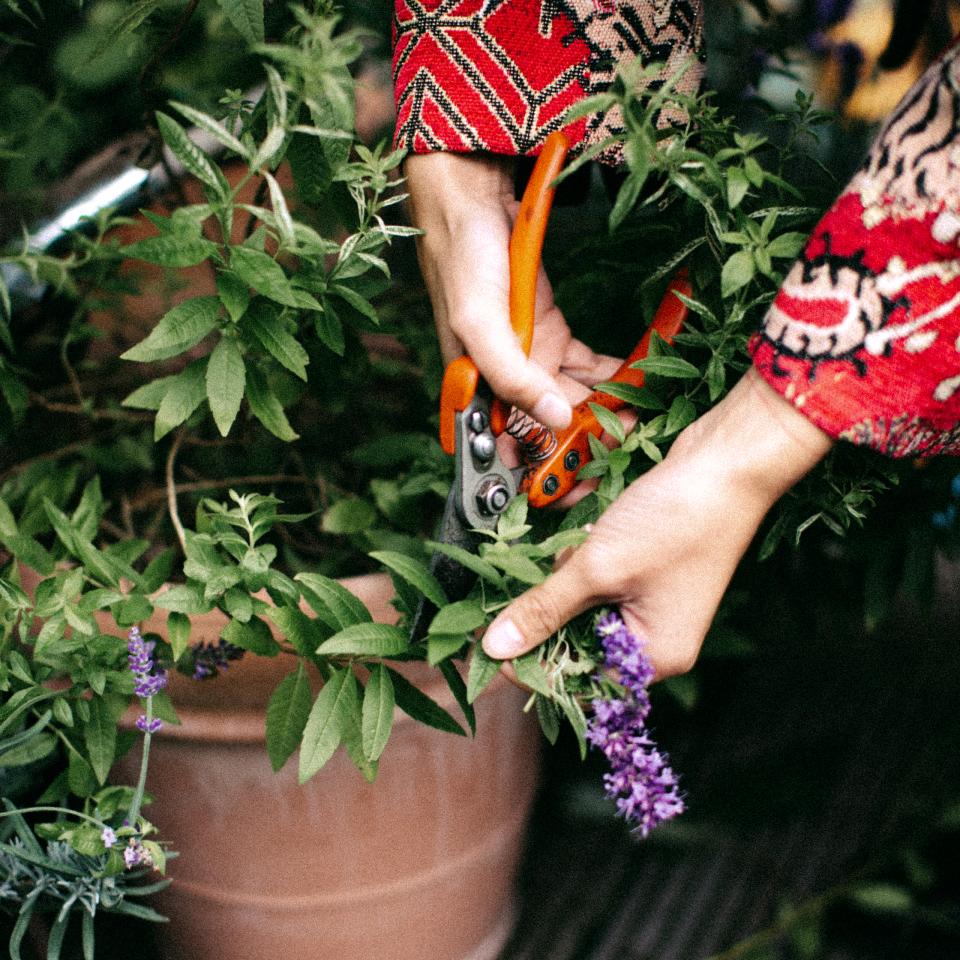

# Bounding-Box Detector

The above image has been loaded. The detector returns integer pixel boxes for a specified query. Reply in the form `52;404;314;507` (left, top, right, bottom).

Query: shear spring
505;408;557;463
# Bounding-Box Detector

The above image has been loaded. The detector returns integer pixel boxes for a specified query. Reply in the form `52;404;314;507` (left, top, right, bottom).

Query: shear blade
408;486;481;643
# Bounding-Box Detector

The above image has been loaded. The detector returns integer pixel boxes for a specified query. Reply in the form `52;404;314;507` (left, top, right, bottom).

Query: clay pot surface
116;573;540;960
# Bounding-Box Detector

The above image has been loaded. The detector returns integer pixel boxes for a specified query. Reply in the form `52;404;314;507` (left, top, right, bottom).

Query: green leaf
726;166;750;208
361;663;394;762
321;497;376;534
329;284;379;324
298;666;351;783
216;271;251;323
630;356;701;379
121;375;177;411
766;231;807;259
427;541;504;587
484;550;545;585
588;403;626;445
154;359;207;440
315;302;345;355
84;698;117;786
385;667;465;736
230;247;320;310
721;250;756;298
429;598;485;635
427;633;467;665
155;112;223;193
171;100;248;158
242;301;309;381
217;0;264;44
850;883;914;915
121;296;220;363
121;235;219;268
265;604;326;660
439;659;476;735
513;653;552;696
221;615;280;655
266;663;312;772
594;381;666;410
245;365;299;441
154;583;212;615
664;394;697;435
295;573;371;631
206;336;246;436
317;622;409;658
369;550;447;609
166;611;191;661
536;695;561;744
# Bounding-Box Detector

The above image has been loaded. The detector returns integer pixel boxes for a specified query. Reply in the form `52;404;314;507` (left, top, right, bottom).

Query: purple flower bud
127;626;167;719
136;715;163;734
123;844;142;869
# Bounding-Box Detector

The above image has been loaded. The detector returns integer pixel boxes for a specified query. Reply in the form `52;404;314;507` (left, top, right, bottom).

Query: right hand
404;150;623;430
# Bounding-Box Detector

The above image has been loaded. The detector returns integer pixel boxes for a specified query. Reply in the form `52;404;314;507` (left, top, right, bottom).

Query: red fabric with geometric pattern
393;0;589;157
751;192;960;456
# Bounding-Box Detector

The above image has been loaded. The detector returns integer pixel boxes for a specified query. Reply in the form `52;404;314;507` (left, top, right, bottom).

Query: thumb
467;334;572;431
482;563;596;659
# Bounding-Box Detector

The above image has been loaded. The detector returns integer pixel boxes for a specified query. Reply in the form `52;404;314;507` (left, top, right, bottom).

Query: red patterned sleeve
392;0;705;160
751;39;960;458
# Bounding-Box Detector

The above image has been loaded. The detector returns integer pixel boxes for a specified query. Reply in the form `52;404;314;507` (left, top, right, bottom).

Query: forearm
752;37;960;458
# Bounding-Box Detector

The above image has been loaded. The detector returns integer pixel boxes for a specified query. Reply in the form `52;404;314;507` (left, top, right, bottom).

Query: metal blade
408;485;480;643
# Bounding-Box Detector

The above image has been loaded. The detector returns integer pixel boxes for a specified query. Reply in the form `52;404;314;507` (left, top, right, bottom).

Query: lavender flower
101;827;117;849
123;838;153;870
586;611;684;837
191;638;245;680
127;626;167;732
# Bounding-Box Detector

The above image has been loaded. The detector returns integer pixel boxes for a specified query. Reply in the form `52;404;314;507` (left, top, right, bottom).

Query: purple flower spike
127;626;167;722
586;611;684;837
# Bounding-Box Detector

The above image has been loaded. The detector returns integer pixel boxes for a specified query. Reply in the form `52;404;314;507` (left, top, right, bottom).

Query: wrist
404;152;515;233
667;368;833;512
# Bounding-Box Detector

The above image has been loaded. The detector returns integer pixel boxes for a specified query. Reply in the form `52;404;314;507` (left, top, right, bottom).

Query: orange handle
522;269;692;507
439;130;571;454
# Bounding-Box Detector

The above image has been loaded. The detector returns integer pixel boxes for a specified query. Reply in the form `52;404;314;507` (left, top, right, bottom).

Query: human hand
481;369;834;678
404;151;623;429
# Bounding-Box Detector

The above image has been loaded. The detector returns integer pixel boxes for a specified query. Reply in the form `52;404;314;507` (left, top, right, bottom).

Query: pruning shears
410;131;691;639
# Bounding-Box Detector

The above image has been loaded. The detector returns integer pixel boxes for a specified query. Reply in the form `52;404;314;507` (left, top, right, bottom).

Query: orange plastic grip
508;131;571;355
490;130;571;435
439;356;480;455
440;130;571;448
522;269;691;507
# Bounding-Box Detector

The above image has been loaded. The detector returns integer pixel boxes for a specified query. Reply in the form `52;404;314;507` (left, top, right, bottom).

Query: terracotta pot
115;573;540;960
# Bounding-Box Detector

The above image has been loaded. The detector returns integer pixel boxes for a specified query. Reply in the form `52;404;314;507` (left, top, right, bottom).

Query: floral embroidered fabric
751;40;960;457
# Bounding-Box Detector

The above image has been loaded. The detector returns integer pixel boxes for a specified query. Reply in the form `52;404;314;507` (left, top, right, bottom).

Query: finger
560;337;623;388
482;560;598;659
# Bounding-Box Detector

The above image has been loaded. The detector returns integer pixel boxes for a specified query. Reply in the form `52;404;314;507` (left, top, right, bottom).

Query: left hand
481;369;834;678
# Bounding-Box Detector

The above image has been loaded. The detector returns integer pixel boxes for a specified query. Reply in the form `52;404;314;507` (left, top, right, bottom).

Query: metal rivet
470;433;496;463
563;450;580;471
542;474;560;496
468;410;488;433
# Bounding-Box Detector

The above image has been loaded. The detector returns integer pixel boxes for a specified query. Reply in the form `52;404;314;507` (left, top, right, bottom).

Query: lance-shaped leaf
121;296;220;363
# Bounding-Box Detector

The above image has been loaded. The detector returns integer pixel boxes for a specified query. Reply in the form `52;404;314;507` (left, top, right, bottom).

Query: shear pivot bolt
470;434;496;463
542;474;560;496
563;450;580;471
477;480;510;516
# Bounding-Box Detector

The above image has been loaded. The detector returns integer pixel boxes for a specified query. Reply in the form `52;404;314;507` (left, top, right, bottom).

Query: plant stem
127;698;154;827
0;807;106;829
165;430;187;552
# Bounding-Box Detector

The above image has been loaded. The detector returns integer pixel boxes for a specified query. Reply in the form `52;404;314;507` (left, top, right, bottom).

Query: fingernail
531;392;572;430
483;619;525;658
